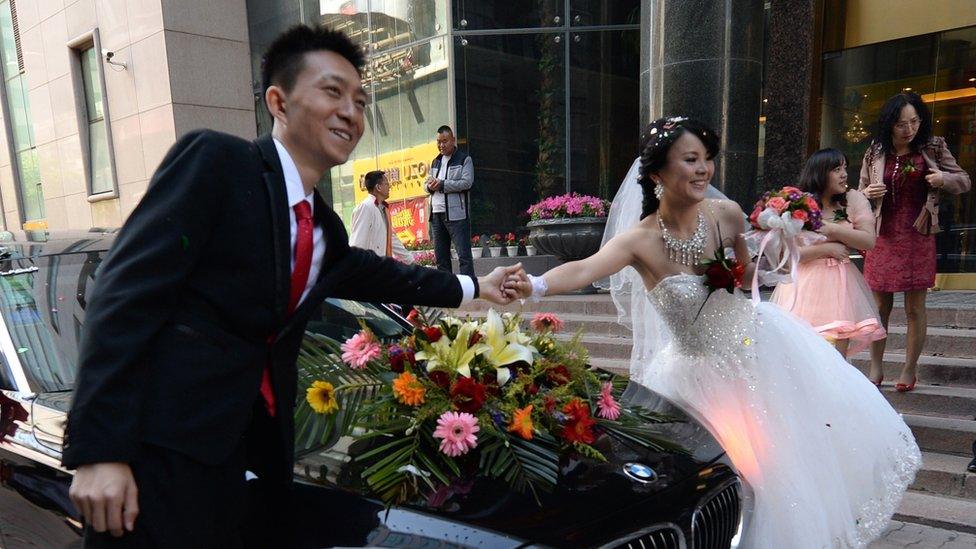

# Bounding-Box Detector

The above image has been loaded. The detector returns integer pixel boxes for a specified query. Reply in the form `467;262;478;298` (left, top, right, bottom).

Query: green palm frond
478;431;560;501
294;333;386;456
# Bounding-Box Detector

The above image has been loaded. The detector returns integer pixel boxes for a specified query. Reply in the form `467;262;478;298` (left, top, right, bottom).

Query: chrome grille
691;479;741;549
608;523;685;549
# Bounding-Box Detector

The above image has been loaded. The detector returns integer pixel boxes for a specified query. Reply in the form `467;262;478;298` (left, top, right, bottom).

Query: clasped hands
477;263;531;305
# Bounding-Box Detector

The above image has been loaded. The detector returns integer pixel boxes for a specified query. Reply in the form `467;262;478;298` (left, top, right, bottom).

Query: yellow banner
352;142;439;202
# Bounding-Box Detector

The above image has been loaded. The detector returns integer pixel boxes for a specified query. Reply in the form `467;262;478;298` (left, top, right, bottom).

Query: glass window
820;25;976;273
568;29;640;201
0;265;73;393
305;298;406;344
0;0;17;78
454;33;566;236
17;149;43;221
570;0;640;27
79;46;113;195
0;0;44;224
452;0;563;30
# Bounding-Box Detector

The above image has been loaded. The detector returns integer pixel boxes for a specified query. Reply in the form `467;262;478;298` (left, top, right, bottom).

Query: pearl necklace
658;211;707;266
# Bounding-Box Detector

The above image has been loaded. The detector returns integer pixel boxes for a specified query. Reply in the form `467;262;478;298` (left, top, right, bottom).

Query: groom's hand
478;263;526;305
70;462;139;537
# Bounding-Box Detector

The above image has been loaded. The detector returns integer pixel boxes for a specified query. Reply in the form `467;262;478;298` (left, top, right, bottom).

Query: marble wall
0;0;254;231
640;0;765;208
762;0;817;190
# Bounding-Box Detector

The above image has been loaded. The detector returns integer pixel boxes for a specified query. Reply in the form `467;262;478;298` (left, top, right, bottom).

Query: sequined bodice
646;274;758;365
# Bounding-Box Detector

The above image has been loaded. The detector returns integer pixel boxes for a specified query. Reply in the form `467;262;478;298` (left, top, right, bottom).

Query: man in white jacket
350;170;414;263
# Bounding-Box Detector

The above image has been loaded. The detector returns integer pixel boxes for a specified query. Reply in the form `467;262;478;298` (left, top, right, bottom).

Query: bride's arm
519;229;639;298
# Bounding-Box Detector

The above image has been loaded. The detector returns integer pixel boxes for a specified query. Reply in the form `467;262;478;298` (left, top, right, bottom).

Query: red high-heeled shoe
895;376;917;393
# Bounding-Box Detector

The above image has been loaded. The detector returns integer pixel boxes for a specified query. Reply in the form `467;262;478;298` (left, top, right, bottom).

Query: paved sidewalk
870;520;976;548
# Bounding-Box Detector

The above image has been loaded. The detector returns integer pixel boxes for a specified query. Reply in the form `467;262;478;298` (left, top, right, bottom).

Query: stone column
640;0;765;207
762;0;818;189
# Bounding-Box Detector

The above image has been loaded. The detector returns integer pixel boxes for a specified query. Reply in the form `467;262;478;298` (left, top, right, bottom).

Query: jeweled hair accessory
640;116;689;153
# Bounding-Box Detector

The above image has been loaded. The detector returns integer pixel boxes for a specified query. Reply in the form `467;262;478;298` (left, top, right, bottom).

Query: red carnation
388;345;415;373
428;370;451;389
561;399;596;445
546;365;571;386
422;326;443;343
406;309;422;326
451;377;487;413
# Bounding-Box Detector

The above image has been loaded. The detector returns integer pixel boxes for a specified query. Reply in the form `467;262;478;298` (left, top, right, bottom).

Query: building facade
0;1;972;283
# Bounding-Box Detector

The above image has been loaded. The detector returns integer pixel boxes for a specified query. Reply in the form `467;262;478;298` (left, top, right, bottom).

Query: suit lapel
255;135;292;323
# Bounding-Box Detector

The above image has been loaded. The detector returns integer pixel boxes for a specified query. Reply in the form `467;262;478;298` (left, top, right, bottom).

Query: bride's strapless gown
638;274;921;548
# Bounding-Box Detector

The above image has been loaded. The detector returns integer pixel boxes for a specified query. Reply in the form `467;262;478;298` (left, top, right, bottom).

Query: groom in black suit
63;25;521;546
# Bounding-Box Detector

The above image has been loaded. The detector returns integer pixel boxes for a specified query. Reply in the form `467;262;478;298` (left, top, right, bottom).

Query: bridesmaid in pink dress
859;92;971;392
771;148;885;363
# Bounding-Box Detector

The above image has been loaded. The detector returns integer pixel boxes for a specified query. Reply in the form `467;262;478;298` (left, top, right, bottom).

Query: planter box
526;217;607;261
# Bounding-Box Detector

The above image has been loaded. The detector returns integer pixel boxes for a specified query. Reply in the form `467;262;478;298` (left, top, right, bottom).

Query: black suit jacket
62;131;467;474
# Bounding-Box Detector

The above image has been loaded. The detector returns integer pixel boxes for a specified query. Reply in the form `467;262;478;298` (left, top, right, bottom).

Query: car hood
294;383;729;546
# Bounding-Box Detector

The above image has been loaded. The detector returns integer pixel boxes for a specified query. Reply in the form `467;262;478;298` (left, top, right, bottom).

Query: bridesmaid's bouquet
747;186;823;232
745;186;826;303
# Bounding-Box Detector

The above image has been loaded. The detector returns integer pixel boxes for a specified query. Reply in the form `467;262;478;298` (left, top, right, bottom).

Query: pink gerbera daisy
530;312;564;333
340;330;381;369
596;382;621;420
432;411;480;457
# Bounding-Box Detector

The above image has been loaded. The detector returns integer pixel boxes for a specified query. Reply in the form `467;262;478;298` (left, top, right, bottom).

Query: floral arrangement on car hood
296;309;685;507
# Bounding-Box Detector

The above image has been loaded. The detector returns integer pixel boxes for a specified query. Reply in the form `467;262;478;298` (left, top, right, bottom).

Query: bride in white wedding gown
516;117;921;548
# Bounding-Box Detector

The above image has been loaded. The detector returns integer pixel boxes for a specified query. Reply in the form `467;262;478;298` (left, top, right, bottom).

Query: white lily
481;310;534;386
415;320;487;378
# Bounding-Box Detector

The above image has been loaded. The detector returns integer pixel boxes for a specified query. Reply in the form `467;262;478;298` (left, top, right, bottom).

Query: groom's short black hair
261;25;366;95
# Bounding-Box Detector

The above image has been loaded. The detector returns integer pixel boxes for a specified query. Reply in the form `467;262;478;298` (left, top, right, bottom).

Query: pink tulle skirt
770;258;886;355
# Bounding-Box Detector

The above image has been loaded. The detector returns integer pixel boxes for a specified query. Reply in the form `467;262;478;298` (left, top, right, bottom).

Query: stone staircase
458;292;976;534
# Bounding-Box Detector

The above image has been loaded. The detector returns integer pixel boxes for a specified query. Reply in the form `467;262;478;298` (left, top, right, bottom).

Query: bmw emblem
623;462;657;483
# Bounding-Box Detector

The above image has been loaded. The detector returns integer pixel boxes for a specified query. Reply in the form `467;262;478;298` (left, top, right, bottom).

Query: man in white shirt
426;125;475;277
350;170;413;263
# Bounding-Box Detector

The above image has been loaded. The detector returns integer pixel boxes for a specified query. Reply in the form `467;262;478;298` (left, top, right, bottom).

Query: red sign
388;196;428;245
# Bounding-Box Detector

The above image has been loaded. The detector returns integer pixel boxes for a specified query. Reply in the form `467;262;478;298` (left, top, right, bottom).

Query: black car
0;230;742;548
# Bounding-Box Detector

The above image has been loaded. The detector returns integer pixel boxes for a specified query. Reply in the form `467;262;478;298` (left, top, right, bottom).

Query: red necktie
260;201;314;416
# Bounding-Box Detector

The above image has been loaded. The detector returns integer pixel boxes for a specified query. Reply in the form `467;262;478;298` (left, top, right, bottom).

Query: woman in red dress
859;92;971;391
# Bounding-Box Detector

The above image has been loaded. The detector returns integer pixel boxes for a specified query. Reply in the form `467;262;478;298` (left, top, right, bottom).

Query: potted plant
470;234;482;259
525;193;609;261
504;232;518;257
413;250;436;267
487;233;503;258
520;236;535;256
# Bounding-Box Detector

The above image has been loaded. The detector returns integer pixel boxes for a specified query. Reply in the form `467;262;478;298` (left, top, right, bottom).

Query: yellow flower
482;310;535;386
393;371;426;406
415;320;488;378
508;404;534;440
306;381;339;414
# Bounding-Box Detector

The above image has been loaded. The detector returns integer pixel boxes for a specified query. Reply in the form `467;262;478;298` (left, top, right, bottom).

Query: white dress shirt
273;140;475;305
273;139;325;306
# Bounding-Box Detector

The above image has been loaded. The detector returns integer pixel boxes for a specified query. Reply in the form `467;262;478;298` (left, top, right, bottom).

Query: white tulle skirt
635;302;921;549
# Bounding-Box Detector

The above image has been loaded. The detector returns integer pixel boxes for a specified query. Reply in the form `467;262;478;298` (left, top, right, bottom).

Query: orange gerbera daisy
392;371;426;406
508;404;534;440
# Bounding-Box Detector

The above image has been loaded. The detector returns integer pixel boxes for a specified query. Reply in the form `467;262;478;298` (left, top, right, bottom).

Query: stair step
879;384;976;418
850;353;976;388
880;326;976;359
902;414;976;456
912;452;976;500
894;491;976;535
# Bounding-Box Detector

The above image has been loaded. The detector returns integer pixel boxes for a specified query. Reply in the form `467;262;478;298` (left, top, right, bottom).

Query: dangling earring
654;182;664;199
